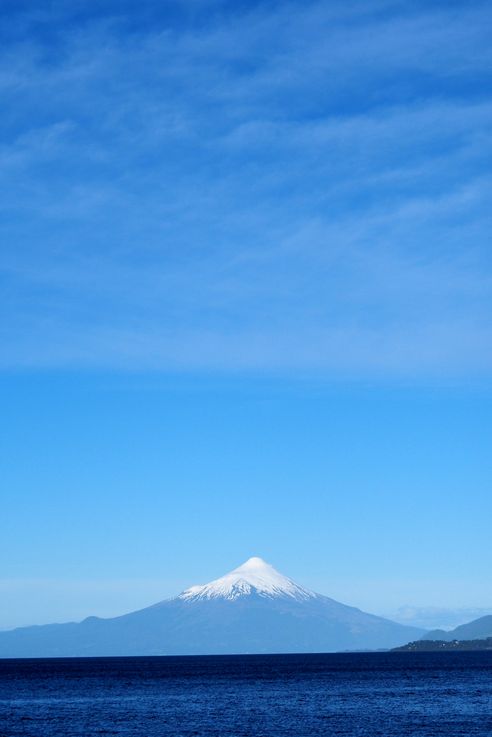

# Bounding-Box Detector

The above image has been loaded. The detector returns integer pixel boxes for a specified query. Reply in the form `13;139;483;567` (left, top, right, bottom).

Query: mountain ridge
421;615;492;643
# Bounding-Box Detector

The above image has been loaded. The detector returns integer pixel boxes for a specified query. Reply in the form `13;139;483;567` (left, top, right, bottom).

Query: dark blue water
1;652;492;736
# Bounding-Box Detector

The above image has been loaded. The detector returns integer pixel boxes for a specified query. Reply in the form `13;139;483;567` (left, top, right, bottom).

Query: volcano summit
179;556;316;602
0;557;423;657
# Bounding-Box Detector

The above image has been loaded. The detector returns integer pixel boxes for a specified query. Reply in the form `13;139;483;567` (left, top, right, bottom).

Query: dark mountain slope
422;615;492;642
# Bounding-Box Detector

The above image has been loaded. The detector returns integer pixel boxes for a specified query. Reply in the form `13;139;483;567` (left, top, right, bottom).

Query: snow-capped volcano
179;556;316;602
0;556;425;657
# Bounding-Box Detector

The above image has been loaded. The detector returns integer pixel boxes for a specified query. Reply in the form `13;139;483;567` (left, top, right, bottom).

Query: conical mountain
0;557;424;657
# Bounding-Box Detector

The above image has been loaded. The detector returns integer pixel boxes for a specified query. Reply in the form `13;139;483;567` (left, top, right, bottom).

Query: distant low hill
422;615;492;642
394;637;492;652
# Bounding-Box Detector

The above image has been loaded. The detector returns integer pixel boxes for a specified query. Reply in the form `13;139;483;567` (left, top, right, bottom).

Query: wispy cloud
1;0;491;376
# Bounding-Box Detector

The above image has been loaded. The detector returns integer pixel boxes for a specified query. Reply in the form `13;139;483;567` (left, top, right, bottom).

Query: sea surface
1;652;492;736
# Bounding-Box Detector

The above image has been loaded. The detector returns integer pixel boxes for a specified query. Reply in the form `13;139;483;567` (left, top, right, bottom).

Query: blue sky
1;0;492;629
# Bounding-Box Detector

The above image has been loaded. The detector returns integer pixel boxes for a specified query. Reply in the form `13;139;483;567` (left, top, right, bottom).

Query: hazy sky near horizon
1;0;492;629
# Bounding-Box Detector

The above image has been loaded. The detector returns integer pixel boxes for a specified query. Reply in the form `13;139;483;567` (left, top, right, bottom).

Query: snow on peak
178;557;317;602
